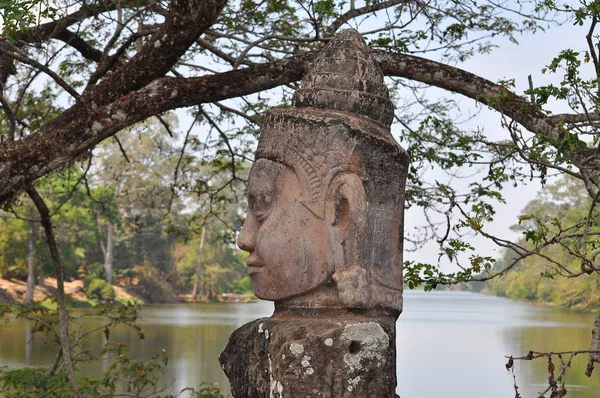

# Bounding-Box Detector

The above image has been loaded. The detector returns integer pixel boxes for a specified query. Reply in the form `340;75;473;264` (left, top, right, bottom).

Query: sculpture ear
326;173;369;308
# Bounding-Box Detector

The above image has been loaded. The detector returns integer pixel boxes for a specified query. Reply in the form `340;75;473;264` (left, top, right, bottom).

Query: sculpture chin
249;273;333;303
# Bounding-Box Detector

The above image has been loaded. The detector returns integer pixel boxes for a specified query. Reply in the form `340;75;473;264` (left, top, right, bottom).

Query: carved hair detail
286;135;328;207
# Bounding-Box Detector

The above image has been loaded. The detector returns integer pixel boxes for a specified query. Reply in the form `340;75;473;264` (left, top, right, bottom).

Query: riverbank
0;277;253;306
447;282;600;313
0;277;144;306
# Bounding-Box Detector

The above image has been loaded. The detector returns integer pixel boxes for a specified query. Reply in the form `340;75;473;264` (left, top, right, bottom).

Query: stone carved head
237;29;409;315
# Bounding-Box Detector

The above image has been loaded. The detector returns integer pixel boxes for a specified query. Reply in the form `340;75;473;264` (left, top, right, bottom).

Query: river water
1;290;599;397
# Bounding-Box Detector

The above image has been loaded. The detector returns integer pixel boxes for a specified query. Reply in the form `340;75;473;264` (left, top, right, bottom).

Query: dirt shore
0;277;142;305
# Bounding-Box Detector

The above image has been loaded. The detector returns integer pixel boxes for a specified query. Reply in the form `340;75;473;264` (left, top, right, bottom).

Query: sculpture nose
237;216;256;253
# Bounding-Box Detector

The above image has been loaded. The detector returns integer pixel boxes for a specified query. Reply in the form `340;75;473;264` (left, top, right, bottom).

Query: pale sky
402;20;588;273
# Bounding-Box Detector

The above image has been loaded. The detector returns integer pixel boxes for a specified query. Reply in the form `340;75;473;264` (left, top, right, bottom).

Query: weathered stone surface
222;28;407;397
293;30;395;127
220;312;398;398
237;28;408;314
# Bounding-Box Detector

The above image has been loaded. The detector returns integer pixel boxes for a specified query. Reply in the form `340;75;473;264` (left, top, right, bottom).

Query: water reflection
503;309;598;398
1;292;598;397
397;291;599;398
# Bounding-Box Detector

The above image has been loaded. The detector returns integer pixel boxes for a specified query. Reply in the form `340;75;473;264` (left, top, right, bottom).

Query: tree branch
197;37;247;67
587;311;600;376
16;0;153;46
0;96;16;142
0;48;593;206
326;0;413;36
81;0;226;109
549;113;600;124
214;101;262;126
53;29;103;62
0;50;317;205
373;50;563;147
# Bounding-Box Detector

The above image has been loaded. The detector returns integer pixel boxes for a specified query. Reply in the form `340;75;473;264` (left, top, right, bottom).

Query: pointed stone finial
292;29;394;128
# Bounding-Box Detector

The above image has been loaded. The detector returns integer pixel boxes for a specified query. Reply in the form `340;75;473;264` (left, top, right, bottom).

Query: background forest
472;177;600;311
0;119;251;305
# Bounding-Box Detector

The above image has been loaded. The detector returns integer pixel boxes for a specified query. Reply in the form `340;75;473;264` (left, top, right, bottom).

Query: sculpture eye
250;193;273;222
246;158;281;222
254;209;270;222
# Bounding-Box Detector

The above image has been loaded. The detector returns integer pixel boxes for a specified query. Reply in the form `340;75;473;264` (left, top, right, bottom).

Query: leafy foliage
84;277;116;302
0;300;225;397
483;177;600;311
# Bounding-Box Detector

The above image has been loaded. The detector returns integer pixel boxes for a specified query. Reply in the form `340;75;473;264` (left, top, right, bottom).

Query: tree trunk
98;218;115;284
24;205;36;304
104;223;114;284
26;186;80;398
191;226;206;301
24;320;32;366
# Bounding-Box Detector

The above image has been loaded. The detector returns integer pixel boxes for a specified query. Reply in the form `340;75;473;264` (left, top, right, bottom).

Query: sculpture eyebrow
256;155;291;170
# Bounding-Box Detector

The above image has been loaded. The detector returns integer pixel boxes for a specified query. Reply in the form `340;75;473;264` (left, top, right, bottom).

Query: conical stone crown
292;29;394;128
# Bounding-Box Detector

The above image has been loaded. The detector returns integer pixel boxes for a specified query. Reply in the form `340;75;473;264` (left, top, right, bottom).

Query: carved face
237;159;334;301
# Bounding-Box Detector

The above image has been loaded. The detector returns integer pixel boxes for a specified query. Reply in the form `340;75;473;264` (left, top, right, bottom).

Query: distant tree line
0;119;250;304
465;177;600;311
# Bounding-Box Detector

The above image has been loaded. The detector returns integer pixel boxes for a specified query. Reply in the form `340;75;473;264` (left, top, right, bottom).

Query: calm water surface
1;290;599;397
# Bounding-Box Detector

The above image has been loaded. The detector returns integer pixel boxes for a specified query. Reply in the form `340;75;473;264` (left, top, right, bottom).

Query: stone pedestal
220;311;397;398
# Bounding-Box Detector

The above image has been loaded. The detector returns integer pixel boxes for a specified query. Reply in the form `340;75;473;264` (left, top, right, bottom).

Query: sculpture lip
247;266;265;275
246;255;265;274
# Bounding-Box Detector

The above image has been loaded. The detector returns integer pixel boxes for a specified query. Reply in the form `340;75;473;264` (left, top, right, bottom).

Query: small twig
197;37;248;67
113;135;131;164
168;113;199;212
88;25;158;86
0;47;80;99
509;349;600;397
199;108;237;181
156;115;176;138
505;357;522;398
214;101;262;126
233;34;323;69
326;0;412;36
